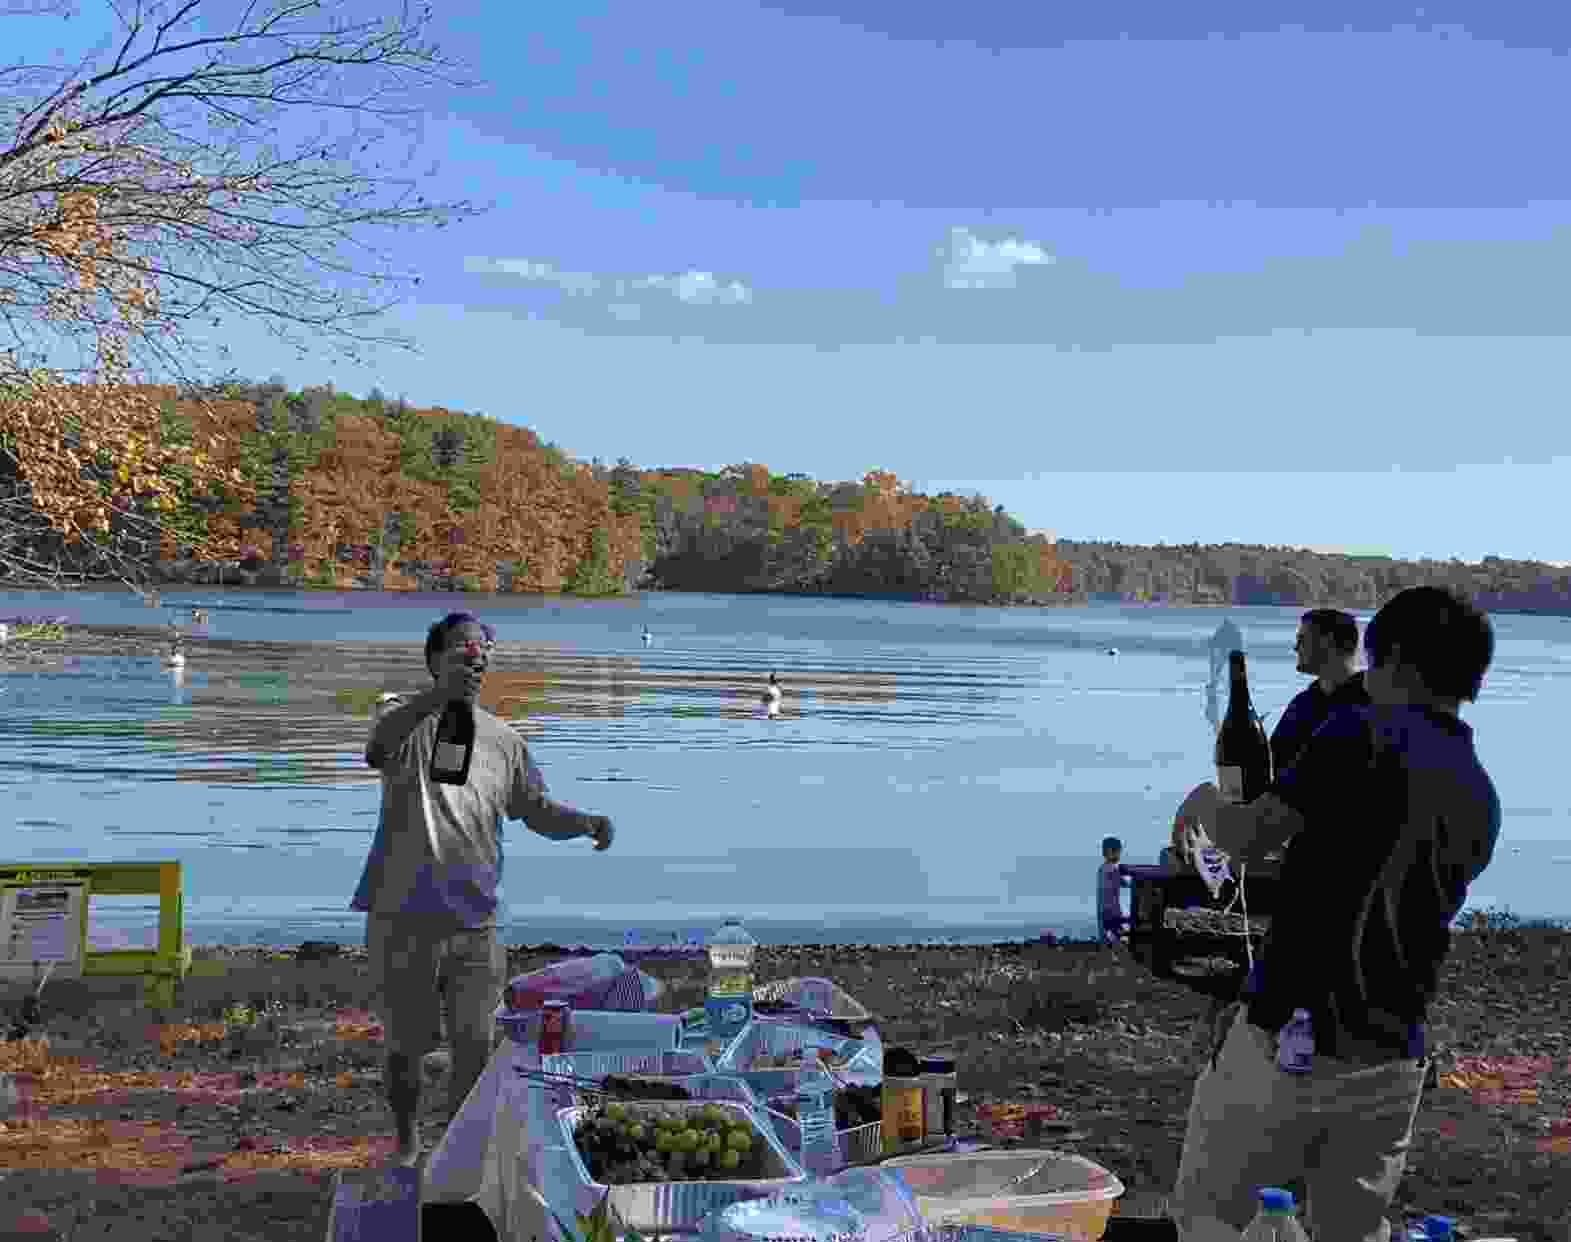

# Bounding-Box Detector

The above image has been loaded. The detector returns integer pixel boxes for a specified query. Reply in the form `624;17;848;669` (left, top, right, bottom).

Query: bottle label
1216;765;1245;803
434;742;466;771
1277;1018;1315;1074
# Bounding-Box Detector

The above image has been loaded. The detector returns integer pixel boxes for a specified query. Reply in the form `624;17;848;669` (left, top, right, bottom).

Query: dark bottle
1214;650;1271;804
429;700;476;786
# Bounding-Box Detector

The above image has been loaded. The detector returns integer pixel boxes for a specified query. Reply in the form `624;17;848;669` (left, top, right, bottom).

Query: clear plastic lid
705;1192;867;1242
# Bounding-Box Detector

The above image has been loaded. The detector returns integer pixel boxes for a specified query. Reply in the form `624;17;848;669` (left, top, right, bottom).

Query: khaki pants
1172;1007;1426;1242
366;913;506;1117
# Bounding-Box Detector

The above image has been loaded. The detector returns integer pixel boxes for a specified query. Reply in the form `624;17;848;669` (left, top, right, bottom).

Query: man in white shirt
356;612;614;1164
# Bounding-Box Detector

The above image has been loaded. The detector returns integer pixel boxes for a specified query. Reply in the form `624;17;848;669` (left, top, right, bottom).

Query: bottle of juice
705;917;757;1047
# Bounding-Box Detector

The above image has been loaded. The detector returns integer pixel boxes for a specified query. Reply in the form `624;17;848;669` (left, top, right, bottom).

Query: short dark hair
1301;608;1359;654
1101;836;1122;853
425;612;494;675
1364;587;1493;704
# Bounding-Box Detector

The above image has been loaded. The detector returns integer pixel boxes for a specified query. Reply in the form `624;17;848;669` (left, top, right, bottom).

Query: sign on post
0;862;191;1008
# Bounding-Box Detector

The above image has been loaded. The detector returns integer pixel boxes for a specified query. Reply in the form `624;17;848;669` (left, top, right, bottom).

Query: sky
6;0;1568;565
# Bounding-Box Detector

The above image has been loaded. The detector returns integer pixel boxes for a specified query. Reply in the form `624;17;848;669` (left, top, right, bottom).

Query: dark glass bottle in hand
430;700;476;786
1214;650;1271;804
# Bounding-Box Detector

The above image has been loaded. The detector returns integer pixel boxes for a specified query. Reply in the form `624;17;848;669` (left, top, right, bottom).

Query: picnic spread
417;945;1129;1242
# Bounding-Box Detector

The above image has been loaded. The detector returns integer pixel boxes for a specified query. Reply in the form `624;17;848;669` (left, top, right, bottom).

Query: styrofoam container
558;1100;807;1232
716;1020;883;1094
882;1150;1123;1242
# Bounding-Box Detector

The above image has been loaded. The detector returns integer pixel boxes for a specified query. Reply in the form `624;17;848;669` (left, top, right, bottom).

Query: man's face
429;621;492;694
1293;625;1321;675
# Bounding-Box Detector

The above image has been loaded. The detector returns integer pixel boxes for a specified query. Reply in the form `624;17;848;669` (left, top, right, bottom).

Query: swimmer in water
762;672;782;717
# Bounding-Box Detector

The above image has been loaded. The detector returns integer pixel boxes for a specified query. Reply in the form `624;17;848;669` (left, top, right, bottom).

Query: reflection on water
1;595;1567;935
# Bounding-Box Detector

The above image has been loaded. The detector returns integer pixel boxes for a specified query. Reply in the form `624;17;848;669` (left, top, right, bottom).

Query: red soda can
540;1000;570;1055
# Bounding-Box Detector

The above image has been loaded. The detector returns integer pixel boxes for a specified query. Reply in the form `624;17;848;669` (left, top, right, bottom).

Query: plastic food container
700;1192;868;1242
540;1054;751;1112
537;1049;712;1105
495;1005;681;1051
766;1105;881;1170
716;1020;883;1095
558;1100;807;1233
818;1167;926;1242
882;1150;1124;1242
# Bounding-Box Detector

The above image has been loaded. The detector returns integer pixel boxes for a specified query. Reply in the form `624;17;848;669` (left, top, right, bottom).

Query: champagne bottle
429;700;476;786
1215;650;1271;804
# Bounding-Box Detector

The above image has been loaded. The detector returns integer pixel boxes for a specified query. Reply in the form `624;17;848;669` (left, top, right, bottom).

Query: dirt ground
0;924;1566;1241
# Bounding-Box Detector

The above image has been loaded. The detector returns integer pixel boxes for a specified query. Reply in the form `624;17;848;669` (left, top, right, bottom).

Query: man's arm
365;688;445;769
506;744;605;841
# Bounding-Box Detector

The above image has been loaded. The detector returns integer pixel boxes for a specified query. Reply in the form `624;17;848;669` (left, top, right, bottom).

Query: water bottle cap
1258;1188;1296;1212
1424;1216;1454;1239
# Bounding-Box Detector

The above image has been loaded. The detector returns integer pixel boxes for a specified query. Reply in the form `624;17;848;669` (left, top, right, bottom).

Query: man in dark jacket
1168;587;1499;1242
1271;608;1371;778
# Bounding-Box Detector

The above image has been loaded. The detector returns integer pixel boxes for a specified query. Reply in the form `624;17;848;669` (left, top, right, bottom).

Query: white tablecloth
423;1038;590;1242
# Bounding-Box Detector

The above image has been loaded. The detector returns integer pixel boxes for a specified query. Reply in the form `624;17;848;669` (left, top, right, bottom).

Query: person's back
1250;700;1498;1056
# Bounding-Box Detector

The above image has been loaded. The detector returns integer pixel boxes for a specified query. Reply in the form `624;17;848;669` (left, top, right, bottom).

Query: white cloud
464;256;752;308
630;270;753;306
462;255;603;296
940;227;1056;290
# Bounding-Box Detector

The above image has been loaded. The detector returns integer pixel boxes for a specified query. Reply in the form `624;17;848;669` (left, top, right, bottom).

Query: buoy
1107;647;1120;656
165;653;185;667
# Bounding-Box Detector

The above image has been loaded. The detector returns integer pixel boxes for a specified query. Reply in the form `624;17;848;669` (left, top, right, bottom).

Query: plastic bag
502;953;649;1012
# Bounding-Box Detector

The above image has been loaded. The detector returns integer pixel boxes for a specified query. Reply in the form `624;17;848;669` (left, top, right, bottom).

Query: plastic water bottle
705;917;758;1045
796;1048;839;1176
1277;1009;1315;1074
1240;1187;1309;1241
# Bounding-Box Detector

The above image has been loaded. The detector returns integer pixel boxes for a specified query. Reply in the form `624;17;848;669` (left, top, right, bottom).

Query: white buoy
1107;647;1120;656
165;652;185;667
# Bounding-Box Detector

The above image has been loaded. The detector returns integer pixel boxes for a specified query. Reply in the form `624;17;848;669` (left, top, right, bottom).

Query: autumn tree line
4;376;1568;615
1;378;1070;602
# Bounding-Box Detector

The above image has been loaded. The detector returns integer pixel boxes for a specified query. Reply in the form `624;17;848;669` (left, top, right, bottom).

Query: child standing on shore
1097;836;1133;944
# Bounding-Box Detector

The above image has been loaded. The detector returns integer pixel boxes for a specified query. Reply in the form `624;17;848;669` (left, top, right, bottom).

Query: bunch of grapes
574;1101;766;1185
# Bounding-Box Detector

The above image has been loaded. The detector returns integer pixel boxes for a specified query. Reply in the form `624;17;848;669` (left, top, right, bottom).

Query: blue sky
9;0;1567;564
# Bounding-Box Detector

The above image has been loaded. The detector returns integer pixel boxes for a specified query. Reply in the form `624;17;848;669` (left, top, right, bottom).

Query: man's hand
1172;782;1220;859
584;815;614;851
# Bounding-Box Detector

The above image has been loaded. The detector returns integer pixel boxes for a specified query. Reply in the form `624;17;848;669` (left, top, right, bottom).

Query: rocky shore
0;923;1565;1240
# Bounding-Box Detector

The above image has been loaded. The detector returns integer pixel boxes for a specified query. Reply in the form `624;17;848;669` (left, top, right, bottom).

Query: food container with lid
882;1149;1124;1242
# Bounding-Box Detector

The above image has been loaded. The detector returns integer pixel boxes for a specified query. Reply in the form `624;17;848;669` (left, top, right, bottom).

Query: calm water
1;587;1566;949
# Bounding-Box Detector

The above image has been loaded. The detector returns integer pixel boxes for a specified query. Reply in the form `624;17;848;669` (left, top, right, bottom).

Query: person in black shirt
1270;608;1371;778
1167;586;1499;1242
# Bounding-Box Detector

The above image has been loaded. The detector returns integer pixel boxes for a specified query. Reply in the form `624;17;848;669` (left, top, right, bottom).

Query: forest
2;379;1567;616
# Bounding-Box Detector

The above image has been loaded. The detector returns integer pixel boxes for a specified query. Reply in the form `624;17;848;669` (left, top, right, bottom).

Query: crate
1123;864;1281;1004
557;1099;807;1233
715;1020;883;1095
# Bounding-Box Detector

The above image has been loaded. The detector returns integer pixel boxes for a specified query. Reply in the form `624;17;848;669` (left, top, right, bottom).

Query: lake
0;587;1565;949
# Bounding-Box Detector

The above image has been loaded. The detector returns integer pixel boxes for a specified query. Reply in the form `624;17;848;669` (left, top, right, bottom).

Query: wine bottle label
434;742;466;770
1216;765;1245;803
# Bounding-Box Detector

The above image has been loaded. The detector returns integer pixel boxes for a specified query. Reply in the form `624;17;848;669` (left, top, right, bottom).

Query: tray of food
559;1098;807;1232
537;1050;713;1110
